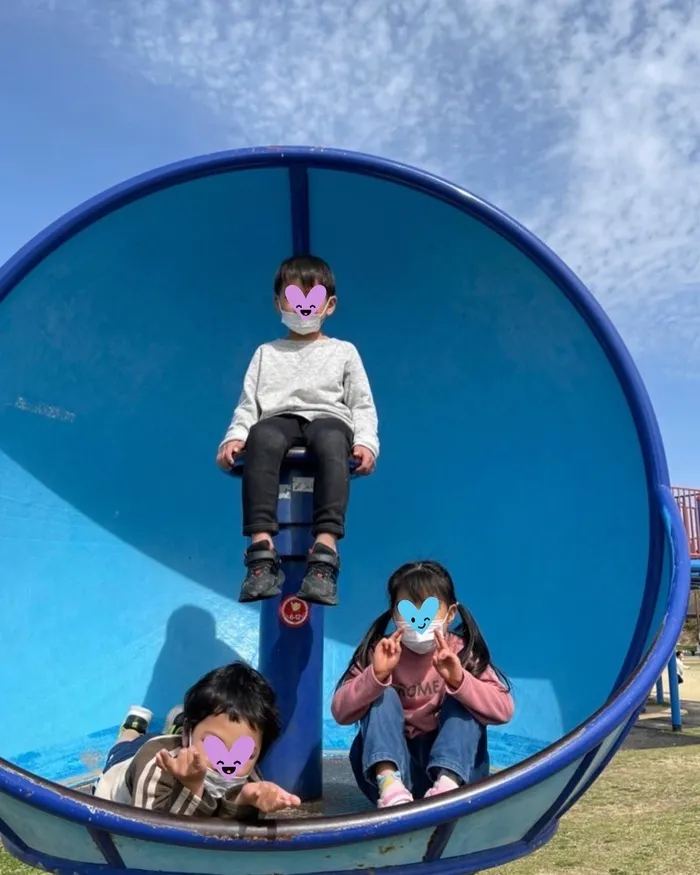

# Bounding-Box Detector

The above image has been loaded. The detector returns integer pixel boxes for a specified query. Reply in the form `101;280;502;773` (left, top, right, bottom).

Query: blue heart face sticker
397;597;440;632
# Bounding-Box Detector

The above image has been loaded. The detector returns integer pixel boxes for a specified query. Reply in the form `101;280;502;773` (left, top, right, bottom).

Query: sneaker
239;541;285;603
424;775;460;798
296;543;340;606
378;782;414;808
163;704;185;735
121;706;153;735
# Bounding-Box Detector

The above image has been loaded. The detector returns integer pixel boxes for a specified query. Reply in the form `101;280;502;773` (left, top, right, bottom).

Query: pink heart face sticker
284;284;327;319
202;735;255;780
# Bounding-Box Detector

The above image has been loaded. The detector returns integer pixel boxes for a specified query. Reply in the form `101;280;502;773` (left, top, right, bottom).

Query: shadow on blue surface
0;146;690;875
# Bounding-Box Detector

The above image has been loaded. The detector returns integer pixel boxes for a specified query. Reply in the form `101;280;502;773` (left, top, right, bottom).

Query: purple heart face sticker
284;284;327;319
202;735;255;779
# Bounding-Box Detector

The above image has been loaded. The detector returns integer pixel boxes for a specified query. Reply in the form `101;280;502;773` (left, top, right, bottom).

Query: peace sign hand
433;629;463;691
372;628;403;683
155;746;207;793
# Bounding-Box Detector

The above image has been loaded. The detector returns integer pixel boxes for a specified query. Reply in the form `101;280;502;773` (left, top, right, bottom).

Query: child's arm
233;779;301;816
444;635;514;725
343;345;379;459
446;666;514;725
220;347;262;447
331;662;391;725
136;750;217;816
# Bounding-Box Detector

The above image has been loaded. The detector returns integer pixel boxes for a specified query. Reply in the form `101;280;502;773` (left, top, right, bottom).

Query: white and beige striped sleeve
131;756;217;817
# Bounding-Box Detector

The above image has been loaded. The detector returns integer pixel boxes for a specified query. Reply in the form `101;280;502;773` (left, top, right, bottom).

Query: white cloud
24;0;700;362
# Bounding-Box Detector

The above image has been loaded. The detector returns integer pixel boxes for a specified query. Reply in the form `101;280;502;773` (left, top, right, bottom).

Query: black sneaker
121;706;153;736
239;541;285;603
297;544;340;606
163;705;185;736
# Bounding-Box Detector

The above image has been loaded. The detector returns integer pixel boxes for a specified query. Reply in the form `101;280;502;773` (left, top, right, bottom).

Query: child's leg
348;688;414;808
303;417;353;548
239;416;302;602
424;696;489;797
296;417;352;605
242;417;301;539
94;707;154;797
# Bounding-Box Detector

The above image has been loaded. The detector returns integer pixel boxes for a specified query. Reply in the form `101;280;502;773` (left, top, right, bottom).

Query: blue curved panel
308;167;651;750
0;148;688;875
0;167;295;766
0;152;654;776
0;794;104;864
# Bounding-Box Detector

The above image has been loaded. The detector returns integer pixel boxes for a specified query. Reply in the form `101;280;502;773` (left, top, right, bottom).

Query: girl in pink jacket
331;560;514;808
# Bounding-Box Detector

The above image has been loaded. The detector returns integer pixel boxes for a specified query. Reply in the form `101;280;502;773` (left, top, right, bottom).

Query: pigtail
453;603;511;690
335;609;392;690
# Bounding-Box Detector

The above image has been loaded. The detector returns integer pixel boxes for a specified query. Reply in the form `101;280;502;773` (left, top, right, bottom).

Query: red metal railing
672;486;700;558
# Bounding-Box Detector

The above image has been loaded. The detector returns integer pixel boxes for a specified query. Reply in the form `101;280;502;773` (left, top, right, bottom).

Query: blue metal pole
655;675;664;705
667;653;682;731
257;454;323;801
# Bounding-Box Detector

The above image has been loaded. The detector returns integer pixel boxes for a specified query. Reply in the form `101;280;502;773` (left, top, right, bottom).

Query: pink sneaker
378;782;414;808
424;776;459;798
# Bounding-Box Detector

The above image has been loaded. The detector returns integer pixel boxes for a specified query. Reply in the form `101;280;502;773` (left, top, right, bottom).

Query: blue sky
1;0;699;484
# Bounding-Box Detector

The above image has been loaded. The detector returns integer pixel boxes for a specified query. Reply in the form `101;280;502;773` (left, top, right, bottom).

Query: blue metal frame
0;147;689;852
0;813;558;875
667;653;682;731
289;164;311;256
257;452;323;800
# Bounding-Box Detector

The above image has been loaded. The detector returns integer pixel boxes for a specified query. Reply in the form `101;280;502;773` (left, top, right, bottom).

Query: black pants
242;415;353;539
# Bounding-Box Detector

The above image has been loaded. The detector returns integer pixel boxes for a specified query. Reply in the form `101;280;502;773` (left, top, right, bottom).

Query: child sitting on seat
332;560;514;808
93;662;300;818
216;255;379;608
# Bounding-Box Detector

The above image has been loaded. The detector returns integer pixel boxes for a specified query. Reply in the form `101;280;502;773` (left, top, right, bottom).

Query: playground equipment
228;448;358;800
0;147;691;875
648;488;700;730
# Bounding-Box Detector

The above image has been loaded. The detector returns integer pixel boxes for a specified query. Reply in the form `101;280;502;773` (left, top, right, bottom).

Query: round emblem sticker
279;596;310;628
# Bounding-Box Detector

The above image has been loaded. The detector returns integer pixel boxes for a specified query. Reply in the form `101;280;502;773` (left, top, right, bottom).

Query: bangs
280;264;324;291
397;567;445;605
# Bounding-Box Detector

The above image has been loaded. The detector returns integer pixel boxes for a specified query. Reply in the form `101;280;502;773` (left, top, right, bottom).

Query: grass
498;745;700;875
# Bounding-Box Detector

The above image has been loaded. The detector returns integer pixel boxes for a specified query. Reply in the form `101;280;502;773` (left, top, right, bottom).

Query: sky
1;0;699;484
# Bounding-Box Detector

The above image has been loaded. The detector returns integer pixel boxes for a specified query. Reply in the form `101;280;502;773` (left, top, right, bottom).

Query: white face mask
183;731;249;798
279;300;329;335
398;618;445;654
203;768;247;799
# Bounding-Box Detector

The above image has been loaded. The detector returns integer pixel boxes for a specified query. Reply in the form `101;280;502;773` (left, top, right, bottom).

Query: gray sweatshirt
222;338;380;458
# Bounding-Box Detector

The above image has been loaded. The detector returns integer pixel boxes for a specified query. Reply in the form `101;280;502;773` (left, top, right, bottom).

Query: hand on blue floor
352;444;376;475
239;781;301;813
433;630;463;691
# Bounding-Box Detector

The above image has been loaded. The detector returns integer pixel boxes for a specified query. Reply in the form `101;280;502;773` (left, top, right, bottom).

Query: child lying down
93;662;301;818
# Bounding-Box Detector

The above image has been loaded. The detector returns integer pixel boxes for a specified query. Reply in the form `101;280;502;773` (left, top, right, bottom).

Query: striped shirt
94;735;261;819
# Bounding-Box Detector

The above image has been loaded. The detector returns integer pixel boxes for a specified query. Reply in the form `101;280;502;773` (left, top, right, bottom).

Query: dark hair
273;254;336;298
183;662;281;756
336;560;510;691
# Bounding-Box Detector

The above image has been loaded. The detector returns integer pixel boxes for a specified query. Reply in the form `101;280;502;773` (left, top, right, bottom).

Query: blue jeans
349;687;489;802
103;732;157;773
